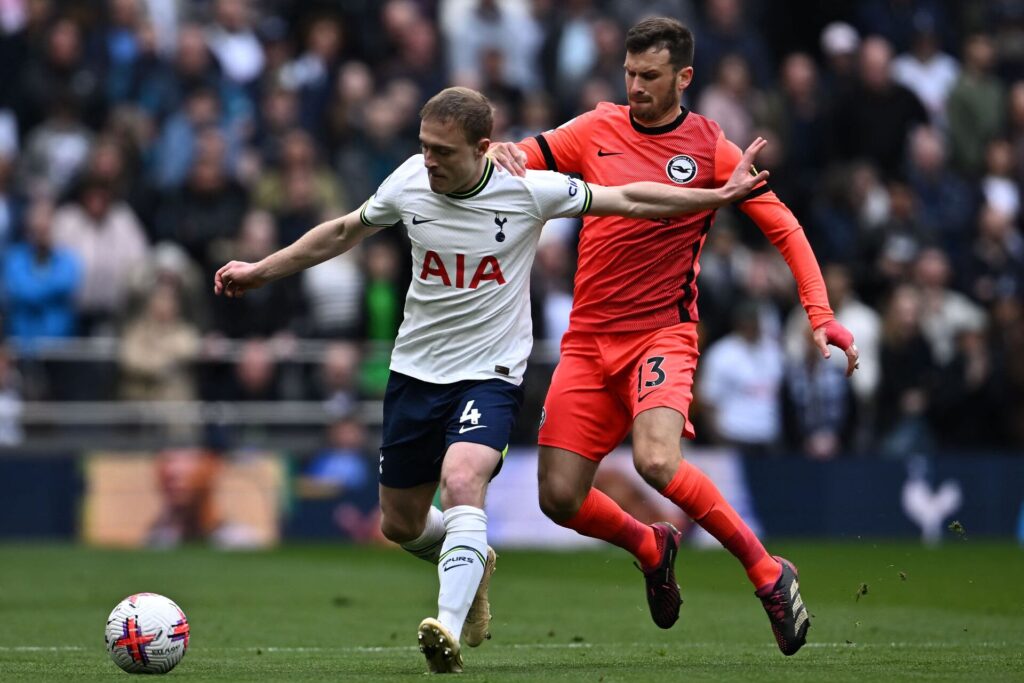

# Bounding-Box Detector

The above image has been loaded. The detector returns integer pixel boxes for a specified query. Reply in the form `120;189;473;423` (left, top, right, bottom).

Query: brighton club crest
665;155;697;184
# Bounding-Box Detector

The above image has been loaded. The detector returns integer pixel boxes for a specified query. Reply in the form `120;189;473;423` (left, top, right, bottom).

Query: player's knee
379;513;423;544
633;446;681;490
439;468;486;508
537;477;584;523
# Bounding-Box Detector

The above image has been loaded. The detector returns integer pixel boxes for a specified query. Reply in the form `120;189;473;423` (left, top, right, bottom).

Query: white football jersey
360;155;592;385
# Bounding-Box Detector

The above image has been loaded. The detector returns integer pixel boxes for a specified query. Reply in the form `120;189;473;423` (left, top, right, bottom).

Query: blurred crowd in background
0;0;1022;459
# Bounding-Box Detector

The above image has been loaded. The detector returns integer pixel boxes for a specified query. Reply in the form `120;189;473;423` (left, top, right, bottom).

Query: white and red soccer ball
105;593;189;674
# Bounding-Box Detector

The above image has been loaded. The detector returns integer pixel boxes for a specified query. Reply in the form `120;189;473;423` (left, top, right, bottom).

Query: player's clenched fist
214;260;266;298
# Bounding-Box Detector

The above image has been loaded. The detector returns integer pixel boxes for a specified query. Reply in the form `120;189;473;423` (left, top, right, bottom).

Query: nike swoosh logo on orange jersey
637;390;658;402
597;149;624;157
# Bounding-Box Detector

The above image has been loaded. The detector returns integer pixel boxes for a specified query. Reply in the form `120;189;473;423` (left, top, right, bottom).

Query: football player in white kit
215;87;767;674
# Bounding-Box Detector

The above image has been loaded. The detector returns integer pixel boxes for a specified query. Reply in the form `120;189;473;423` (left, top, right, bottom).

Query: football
105;593;190;674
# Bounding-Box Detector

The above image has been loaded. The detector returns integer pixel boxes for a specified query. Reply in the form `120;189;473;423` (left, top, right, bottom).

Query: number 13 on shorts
637;356;667;400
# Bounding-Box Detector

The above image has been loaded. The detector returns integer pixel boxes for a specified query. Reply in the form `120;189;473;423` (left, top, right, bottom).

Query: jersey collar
630;107;689;136
446;158;494;199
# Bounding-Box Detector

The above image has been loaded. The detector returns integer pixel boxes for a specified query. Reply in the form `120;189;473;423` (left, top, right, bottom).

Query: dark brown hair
625;17;695;70
419;87;493;144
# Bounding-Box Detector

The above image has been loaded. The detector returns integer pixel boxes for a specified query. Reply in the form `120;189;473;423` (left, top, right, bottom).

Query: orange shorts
538;322;699;461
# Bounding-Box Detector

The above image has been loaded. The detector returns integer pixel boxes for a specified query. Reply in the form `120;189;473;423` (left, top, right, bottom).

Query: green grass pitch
1;542;1022;681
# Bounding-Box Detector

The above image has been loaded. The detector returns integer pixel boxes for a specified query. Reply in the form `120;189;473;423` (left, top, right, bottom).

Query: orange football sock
563;488;661;570
661;460;780;590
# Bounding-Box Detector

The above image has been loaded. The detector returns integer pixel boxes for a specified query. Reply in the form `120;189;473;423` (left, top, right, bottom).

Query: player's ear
677;66;694;92
477;138;491;159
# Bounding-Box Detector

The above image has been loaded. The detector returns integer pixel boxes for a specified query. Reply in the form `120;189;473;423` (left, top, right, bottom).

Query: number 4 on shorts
461;400;482;425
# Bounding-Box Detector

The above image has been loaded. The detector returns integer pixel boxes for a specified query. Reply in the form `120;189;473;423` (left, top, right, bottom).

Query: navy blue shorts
378;372;524;489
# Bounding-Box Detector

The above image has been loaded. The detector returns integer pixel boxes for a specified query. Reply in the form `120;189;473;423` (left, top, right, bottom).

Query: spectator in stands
52;174;148;334
856;1;955;55
855;179;926;306
302;247;365;340
905;125;977;255
279;14;344;141
947;33;1005;177
913;247;988;367
760;52;828;185
890;13;959;128
785;263;880;409
311;341;361;417
929;323;1008;450
252;86;300;166
379;16;448;103
135;22;251;154
828;36;928;177
961;203;1024;307
691;0;773;96
335;95;415;205
359;238;404;397
692;220;750;342
228;338;282;402
443;0;540;92
585;18;627;102
154;135;249;270
15;17;105;133
990;294;1024;446
698;300;784;456
305;412;373;491
253;129;345;245
324;60;373;153
151;85;243;190
981;139;1020;220
3;198;81;349
696;53;760;147
781;327;856;459
876;285;938;457
818;21;860;101
101;0;147;104
0;152;21;254
16;91;93;197
209;209;304;338
119;281;200;402
205;0;265;87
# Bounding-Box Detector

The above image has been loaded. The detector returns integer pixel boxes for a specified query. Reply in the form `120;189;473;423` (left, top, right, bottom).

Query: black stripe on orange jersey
676;213;714;322
735;183;772;205
535;134;559;172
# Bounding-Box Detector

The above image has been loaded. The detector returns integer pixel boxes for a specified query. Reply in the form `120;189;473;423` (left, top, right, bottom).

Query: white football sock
436;505;488;642
400;506;446;564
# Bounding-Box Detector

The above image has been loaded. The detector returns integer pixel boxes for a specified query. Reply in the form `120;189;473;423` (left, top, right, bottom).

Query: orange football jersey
519;102;833;333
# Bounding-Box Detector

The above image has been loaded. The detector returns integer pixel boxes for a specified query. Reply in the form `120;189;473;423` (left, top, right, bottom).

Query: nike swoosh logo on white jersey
459;425;487;433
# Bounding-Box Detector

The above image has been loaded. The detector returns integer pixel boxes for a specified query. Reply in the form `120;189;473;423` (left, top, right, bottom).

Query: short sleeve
359;156;420;227
526;170;593;221
526;109;599;175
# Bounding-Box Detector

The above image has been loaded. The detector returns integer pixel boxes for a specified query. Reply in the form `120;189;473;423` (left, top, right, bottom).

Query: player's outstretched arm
214;209;382;298
587;138;769;217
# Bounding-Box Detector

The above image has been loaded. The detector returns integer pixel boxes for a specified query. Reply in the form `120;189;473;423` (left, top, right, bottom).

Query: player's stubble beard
629;84;682;126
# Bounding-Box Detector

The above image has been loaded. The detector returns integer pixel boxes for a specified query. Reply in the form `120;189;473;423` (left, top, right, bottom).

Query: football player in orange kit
489;17;859;655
